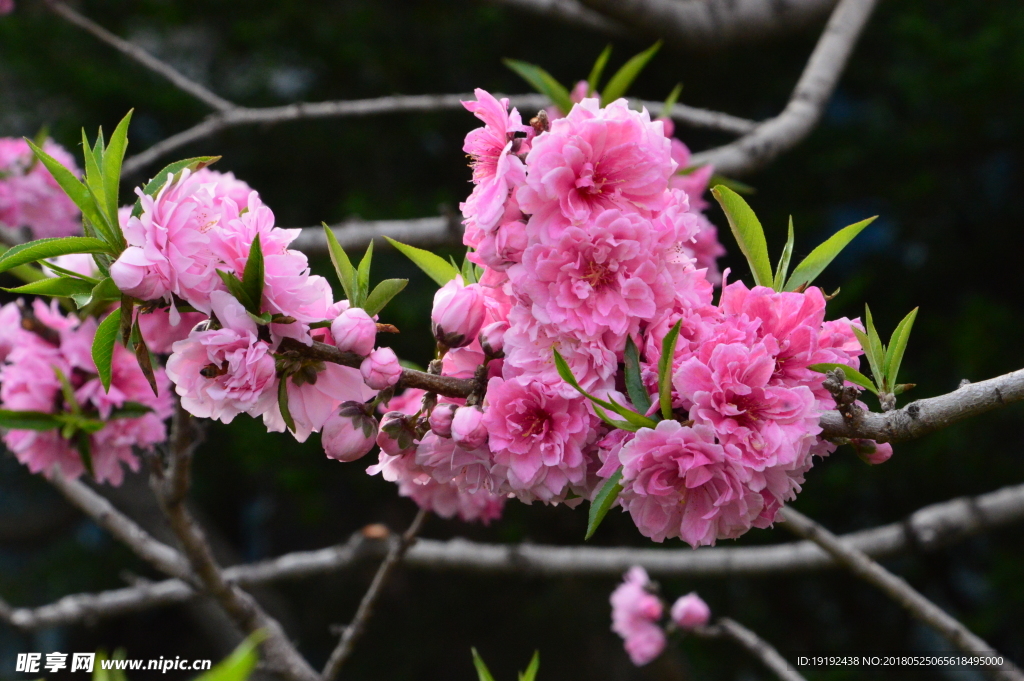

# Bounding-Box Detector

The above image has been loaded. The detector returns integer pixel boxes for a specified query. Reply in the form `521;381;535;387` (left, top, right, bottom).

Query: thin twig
780;506;1024;681
694;618;806;681
321;509;430;681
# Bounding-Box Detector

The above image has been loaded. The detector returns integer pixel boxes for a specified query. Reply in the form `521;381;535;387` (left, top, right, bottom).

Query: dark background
1;1;1023;679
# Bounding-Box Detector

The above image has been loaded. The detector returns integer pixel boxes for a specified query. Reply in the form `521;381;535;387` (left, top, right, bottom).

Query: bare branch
47;472;194;582
820;368;1024;442
45;1;235;112
695;618;806;681
321;509;429;680
290;216;461;255
691;0;879;175
577;0;838;51
780;507;1024;681
481;0;626;35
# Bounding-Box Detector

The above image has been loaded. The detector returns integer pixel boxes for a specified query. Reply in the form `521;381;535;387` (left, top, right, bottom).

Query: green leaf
357;240;373;303
587;44;613;95
0;410;63;431
864;305;887;385
383;236;458;287
193;630;267;681
91;277;122;302
884;307;918;390
131;156;221;218
92;308;121;393
109;401;154;419
591;403;640;432
785;216;877;292
623;336;652;416
25;139;107;234
75;431;95;479
0;237;111;274
586;468;623;540
81;128;107;220
460;252;479;284
503;58;574;115
241;234;265;313
216;270;258;313
553;350;656;428
519;652;541;681
807;363;878;395
131;320;160;396
322;223;359;303
278;380;296;433
711;174;756;195
659;82;683;120
363;278;408;317
3;276;94;298
773;216;795;291
601;41;662;105
42;260;100;284
711;185;773;287
471;649;497;681
657;320;682;420
102;110;133;235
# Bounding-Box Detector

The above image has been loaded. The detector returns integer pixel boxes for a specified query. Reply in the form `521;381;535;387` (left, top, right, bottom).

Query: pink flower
377;411;418;456
331;307;377;356
384;388;426;415
671;593;711;629
0;0;13;15
360;347;402;390
264;363;373;442
478;320;508;358
166;291;278;423
851;439;893;465
0;137;81;238
432;277;486;348
322;402;378;462
610;566;666;666
451;406;488;450
137;309;207;354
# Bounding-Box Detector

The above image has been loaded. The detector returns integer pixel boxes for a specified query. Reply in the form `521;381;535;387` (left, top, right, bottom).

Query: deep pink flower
671;593;711;629
610;566;666;666
385;388;427;415
360;347;402;390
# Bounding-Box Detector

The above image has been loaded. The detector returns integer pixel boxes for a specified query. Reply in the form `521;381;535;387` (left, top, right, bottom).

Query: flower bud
431;277;486;348
428;402;458;438
670;593;710;630
851;439;893;465
360;347;402;390
378;411;418;456
331;307;377;356
322;402;378;462
451;406;488;450
478;321;509;358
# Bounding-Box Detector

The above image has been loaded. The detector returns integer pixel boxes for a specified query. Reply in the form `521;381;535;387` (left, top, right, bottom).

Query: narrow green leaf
193;630;267;681
278;380;296;433
606;395;659;429
119;295;134;346
90;277;122;302
553;350;656;427
41;260;100;284
503;58;574;115
92;308;121;393
25;139;108;233
884;307;918;390
357;240;373;304
0;237;111;274
601;41;662;105
852;326;885;391
659;82;683;120
81;128;106;215
864;306;887;385
773;216;795;291
131;156;221;218
0;409;63;431
76;431;95;479
710;174;756;195
131;320;159;396
241;234;265;313
109;401;154;419
623;336;652;416
586;468;623;540
363;278;408;317
102;110;133;232
3;276;94;298
322;223;359;303
471;649;497;681
460;252;478;284
592;403;640;432
383;236;458;287
785;216;877;292
658;320;682;421
711;186;773;287
587;44;613;95
807;363;878;395
216;270;258;313
519;651;541;681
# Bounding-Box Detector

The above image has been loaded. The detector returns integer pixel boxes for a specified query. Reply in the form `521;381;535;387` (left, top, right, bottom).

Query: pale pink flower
264;363;373;443
451;406;488;450
432;276;486;348
137;309;207;354
671;593;711;629
384;388;427;415
610;566;666;666
0;137;81;238
429;402;458;438
331;307;377;356
322;402;378;462
360;347;401;390
478;320;508;357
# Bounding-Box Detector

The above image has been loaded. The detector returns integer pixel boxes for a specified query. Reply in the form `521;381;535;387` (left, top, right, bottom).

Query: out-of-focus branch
780;507;1024;681
321;509;429;681
691;0;879;175
694;618;806;681
154;405;319;681
290;216;461;255
481;0;626;35
5;482;1024;631
577;0;838;51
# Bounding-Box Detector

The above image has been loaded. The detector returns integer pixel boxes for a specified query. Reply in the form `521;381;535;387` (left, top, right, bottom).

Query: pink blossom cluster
609;566;710;666
0;300;173;486
0;137;82;238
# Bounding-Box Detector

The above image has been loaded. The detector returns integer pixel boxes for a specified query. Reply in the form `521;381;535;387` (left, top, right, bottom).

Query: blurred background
1;1;1023;679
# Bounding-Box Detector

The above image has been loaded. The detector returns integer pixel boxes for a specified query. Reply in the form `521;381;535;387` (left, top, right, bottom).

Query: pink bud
478;321;508;358
322;402;378;462
428;402;458;438
360;347;402;390
377;411;418;455
331;307;377;356
852;439;893;465
431;277;486;348
451;406;487;450
670;593;710;630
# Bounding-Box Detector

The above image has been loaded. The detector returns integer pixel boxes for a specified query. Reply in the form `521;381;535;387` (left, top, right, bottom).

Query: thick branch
482;0;626;35
780;507;1024;681
291;217;461;254
321;509;429;680
695;618;806;681
691;0;878;175
820;368;1024;442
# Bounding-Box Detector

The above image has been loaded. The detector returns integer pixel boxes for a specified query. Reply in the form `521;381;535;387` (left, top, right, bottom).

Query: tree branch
321;509;429;680
694;618;806;681
690;0;879;176
780;507;1024;681
481;0;626;35
5;482;1024;630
